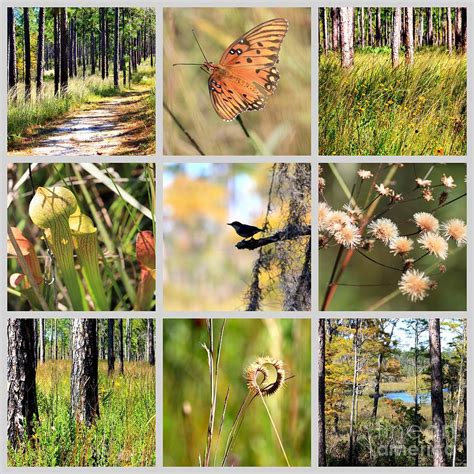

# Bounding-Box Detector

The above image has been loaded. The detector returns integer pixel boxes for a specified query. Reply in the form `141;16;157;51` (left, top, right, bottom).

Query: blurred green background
164;163;286;311
163;8;311;155
319;163;466;311
163;318;311;467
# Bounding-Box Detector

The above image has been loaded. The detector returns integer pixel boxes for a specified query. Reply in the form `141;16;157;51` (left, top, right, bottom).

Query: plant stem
257;388;291;467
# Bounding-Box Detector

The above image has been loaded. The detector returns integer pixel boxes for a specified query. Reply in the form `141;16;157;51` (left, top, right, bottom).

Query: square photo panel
7;7;156;156
7;318;156;466
7;163;156;311
164;7;311;155
318;317;467;467
164;162;311;311
164;318;311;467
318;7;467;156
319;163;466;311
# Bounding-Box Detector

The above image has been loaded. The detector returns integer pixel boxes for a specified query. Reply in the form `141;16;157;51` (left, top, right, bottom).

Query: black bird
227;221;263;239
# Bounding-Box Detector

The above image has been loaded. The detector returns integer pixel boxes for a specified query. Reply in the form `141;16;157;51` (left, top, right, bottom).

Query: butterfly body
197;18;289;121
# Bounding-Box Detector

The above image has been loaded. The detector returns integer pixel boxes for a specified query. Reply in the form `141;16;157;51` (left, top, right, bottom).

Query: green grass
319;48;467;156
7;360;156;467
8;61;156;149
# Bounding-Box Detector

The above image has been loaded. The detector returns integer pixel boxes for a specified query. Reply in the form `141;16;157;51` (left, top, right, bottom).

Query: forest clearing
7;163;156;311
318;319;467;467
7;7;156;156
319;7;467;156
164;319;311;466
7;318;156;467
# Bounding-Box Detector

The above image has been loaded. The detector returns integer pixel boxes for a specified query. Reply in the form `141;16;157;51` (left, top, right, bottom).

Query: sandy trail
24;91;149;156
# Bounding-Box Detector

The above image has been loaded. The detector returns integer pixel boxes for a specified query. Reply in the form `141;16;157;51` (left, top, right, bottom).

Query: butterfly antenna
192;29;209;63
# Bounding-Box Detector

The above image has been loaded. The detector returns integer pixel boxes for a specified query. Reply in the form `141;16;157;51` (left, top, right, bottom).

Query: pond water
383;389;448;405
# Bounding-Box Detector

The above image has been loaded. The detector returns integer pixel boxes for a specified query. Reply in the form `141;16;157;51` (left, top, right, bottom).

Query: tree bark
59;8;68;95
447;7;453;54
429;319;448;467
348;320;359;465
7;7;17;97
339;7;354;68
7;319;39;448
36;7;45;98
122;9;126;86
108;319;115;375
54;319;58;360
114;8;119;87
23;8;31;101
405;8;414;65
331;8;339;51
318;319;326;466
100;8;106;80
39;318;45;363
427;8;434;46
460;8;467;54
321;8;328;55
147;319;155;365
118;319;124;374
372;352;383;419
360;7;365;48
368;8;373;46
70;319;99;426
375;8;382;46
126;318;132;362
391;8;402;68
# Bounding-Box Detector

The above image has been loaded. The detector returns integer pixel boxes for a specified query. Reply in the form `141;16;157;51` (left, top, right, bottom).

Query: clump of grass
319;48;467;156
7;360;156;467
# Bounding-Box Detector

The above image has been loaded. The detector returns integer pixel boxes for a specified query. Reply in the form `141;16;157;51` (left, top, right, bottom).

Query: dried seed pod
245;356;285;397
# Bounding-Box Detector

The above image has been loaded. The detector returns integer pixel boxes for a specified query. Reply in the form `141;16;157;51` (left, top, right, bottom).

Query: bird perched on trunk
227;221;263;239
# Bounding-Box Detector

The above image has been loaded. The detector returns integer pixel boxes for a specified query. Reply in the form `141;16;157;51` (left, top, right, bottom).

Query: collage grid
1;0;472;472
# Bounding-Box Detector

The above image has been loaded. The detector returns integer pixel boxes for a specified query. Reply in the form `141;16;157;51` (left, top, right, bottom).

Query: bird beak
227;223;231;226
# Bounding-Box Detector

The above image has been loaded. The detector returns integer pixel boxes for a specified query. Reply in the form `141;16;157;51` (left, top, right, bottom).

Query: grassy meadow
164;8;311;155
163;319;311;467
7;360;156;467
319;48;467;156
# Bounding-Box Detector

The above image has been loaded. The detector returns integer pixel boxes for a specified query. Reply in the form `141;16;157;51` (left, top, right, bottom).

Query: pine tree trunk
318;319;326;466
447;7;453;54
368;8;373;46
23;8;31;101
36;7;45;98
108;319;115;375
70;319;99;425
405;8;414;65
348;320;359;465
114;8;119;87
339;7;354;68
100;8;106;80
118;319;124;374
375;8;382;46
460;8;467;54
391;8;402;68
126;318;132;362
59;8;68;94
122;9;126;86
7;319;39;448
7;7;17;97
321;8;328;55
372;352;383;418
427;7;433;46
54;319;58;360
429;319;448;466
331;8;339;51
147;319;155;365
39;318;45;363
360;7;365;48
91;30;96;74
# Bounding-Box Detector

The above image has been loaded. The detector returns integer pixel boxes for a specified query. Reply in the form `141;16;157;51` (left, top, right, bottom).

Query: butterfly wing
208;18;288;121
208;73;265;121
219;18;289;70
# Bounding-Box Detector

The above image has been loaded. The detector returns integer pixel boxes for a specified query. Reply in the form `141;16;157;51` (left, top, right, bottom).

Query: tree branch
236;225;311;250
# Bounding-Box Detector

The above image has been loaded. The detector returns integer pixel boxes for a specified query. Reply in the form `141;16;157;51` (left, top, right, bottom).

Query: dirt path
11;90;154;156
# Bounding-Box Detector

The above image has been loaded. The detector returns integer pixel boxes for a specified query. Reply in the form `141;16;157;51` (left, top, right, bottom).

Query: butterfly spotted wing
208;18;288;121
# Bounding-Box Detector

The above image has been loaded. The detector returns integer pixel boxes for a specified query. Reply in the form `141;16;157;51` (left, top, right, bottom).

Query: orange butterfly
175;18;289;121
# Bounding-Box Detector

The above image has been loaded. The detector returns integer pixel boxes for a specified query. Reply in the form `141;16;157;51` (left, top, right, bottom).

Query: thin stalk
257;387;291;467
